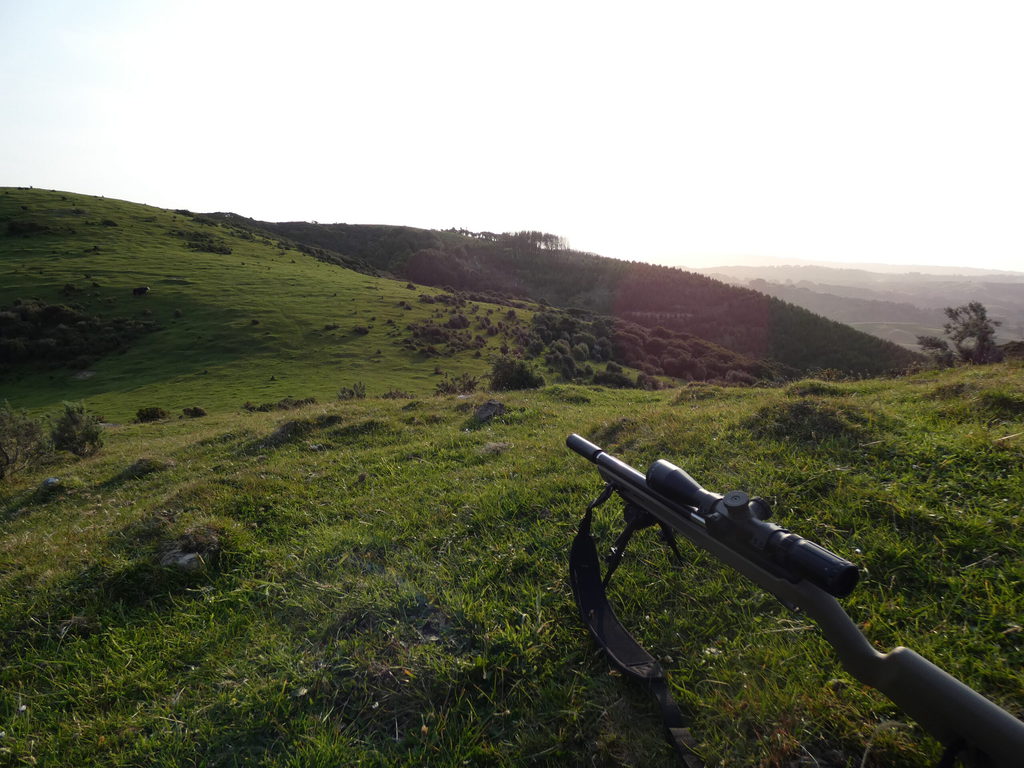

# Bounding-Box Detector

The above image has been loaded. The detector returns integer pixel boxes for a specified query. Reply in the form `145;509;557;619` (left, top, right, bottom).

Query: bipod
569;485;703;767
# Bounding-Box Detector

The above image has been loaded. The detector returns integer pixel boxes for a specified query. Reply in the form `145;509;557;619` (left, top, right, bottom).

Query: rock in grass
473;400;505;423
158;525;223;571
158;550;203;571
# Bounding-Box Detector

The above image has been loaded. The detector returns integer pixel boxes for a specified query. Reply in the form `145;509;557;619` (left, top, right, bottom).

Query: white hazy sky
2;1;1023;272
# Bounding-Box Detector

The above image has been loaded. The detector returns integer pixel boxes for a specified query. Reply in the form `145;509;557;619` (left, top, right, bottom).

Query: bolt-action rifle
566;433;1024;768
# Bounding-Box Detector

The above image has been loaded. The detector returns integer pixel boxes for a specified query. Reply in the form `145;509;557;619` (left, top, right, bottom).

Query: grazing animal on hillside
132;286;149;296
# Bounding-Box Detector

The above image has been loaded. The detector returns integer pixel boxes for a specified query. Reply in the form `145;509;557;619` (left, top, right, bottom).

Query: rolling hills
1;188;793;420
698;265;1024;350
2;188;1021;767
205;214;922;376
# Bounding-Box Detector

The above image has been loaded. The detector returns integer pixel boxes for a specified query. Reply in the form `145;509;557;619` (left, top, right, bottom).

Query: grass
0;188;545;420
2;361;1022;766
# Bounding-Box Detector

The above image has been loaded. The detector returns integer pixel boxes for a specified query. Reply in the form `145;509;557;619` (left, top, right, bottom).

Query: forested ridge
213;216;921;376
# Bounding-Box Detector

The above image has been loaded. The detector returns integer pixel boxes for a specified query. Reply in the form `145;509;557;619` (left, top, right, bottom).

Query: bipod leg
657;522;687;567
603;505;657;588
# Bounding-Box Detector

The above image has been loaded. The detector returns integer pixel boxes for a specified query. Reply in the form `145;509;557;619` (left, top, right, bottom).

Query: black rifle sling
569;486;704;768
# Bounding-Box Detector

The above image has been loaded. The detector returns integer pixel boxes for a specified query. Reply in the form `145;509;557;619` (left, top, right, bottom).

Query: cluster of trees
531;311;765;384
0;299;158;370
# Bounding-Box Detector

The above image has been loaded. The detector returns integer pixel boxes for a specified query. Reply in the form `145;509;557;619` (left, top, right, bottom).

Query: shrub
636;373;663;390
0;401;46;480
337;382;367;400
136;406;170;423
592;368;634;388
51;402;103;457
182;406;207;418
435;373;479;395
490;356;545;391
724;369;758;386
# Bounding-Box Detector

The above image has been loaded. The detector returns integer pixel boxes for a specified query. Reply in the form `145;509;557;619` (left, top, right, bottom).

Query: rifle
566;433;1024;768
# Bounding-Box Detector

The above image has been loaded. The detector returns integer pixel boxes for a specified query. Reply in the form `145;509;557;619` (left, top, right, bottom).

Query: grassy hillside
1;189;764;420
214;218;923;376
2;358;1021;767
0;190;546;420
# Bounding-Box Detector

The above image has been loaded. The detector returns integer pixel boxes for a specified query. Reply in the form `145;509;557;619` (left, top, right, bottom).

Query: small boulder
159;551;203;571
473;400;505;423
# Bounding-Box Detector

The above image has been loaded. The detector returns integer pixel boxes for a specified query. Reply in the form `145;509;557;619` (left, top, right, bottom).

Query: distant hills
696;264;1024;349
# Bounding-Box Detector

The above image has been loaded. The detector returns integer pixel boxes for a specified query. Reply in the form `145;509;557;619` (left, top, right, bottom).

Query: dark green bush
489;356;544;391
436;373;479;395
136;406;170;423
337;382;367;400
51;402;103;457
182;406;207;418
592;368;634;388
0;401;47;480
636;373;663;390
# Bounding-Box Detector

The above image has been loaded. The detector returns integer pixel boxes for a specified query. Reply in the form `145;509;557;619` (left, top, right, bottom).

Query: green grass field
1;188;542;421
2;188;1022;767
2;361;1022;767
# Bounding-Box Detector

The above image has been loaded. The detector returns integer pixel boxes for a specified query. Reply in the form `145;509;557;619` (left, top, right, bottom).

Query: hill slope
211;216;923;376
1;360;1021;766
3;189;762;418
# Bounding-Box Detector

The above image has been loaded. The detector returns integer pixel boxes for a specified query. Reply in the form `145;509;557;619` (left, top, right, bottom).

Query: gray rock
159;550;203;571
473;399;505;423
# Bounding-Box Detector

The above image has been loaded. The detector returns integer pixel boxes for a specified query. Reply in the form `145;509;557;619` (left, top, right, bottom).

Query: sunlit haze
3;1;1023;273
